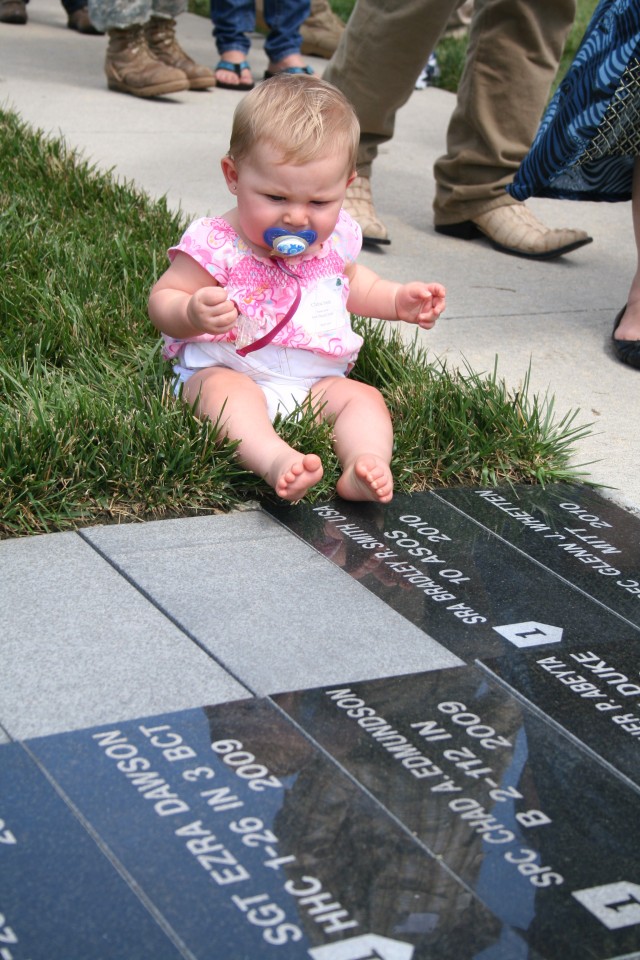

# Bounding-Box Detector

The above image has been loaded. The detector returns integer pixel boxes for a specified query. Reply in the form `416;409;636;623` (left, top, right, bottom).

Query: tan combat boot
300;0;344;58
145;16;216;90
105;24;189;97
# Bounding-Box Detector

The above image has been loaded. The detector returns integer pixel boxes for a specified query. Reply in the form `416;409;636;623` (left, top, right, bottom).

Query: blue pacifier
263;227;318;257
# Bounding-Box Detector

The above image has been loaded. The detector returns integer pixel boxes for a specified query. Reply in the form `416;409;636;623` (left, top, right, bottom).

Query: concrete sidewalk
1;0;639;742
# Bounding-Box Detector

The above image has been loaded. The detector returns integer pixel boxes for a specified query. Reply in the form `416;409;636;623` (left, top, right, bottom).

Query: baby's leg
184;367;323;501
312;377;394;503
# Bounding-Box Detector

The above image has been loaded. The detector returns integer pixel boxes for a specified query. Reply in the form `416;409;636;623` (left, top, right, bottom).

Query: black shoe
68;7;103;33
0;0;27;23
612;306;640;369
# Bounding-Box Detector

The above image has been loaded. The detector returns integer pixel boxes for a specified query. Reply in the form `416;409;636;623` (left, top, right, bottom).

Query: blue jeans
210;0;310;64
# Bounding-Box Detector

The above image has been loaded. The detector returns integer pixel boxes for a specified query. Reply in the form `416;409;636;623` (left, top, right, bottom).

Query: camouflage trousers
88;0;186;32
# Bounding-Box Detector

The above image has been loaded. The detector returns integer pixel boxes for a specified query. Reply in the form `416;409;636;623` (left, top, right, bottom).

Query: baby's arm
345;262;445;329
148;251;237;339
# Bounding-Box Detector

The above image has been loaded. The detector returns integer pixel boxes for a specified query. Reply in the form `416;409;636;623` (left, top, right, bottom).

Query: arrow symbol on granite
308;933;415;960
493;621;563;648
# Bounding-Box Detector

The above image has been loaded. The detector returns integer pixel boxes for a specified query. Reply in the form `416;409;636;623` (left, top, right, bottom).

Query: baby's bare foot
272;453;323;502
336;454;393;503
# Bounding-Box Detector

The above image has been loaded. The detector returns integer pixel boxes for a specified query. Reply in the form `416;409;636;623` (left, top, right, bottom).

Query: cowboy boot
344;175;390;245
436;203;592;260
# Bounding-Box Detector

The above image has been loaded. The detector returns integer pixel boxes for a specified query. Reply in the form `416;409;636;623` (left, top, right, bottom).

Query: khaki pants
323;0;576;223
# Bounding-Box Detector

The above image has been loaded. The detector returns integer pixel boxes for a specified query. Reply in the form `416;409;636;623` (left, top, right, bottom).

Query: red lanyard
236;259;301;357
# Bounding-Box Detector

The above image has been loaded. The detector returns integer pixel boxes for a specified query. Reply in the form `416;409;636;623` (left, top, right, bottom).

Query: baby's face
223;142;354;255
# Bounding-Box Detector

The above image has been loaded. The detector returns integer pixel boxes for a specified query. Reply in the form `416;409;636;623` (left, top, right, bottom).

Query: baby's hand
395;281;446;329
187;285;238;335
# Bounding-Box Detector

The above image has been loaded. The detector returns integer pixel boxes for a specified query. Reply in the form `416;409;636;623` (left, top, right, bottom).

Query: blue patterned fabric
509;0;640;203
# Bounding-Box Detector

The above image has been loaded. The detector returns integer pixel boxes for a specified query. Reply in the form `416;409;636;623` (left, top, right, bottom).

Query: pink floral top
162;209;364;366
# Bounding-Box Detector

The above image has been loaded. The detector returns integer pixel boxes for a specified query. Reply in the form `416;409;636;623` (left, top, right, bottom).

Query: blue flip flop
263;65;314;80
215;60;254;91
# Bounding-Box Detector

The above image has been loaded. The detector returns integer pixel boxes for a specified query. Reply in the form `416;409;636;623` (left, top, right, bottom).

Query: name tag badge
296;277;346;334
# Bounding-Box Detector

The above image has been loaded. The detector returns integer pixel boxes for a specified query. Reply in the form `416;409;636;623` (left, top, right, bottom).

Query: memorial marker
22;699;517;959
8;484;640;959
0;743;186;959
437;485;640;627
481;637;640;790
266;493;640;662
273;665;640;960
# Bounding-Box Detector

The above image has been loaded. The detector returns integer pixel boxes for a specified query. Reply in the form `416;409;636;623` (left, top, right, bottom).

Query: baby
148;73;445;503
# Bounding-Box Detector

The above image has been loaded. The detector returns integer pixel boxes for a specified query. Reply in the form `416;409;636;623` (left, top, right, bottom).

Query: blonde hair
228;73;360;174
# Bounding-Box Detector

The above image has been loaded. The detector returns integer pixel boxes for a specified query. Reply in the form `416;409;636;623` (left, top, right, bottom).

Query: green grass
0;109;592;539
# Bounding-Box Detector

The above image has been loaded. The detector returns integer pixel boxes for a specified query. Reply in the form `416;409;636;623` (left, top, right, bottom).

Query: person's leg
0;0;27;24
263;0;310;73
300;0;344;60
210;0;254;86
184;366;324;500
90;0;190;94
432;0;591;258
324;0;454;177
313;377;394;503
89;0;148;31
60;0;103;33
434;0;575;220
613;158;640;361
323;0;455;243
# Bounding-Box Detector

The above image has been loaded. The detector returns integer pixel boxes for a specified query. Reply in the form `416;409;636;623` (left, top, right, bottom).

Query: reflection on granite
437;485;640;627
26;701;527;959
481;638;640;791
266;495;635;661
0;742;184;959
273;666;640;960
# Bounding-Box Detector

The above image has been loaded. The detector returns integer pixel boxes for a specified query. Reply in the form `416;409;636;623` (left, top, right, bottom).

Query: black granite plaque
0;742;185;959
272;666;640;960
266;494;640;661
26;701;528;960
480;638;640;790
436;485;640;627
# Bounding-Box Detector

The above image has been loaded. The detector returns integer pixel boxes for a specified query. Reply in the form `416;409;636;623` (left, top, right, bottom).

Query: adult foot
264;54;312;77
146;17;215;89
300;0;344;58
612;304;640;370
337;454;393;503
344;176;390;245
215;52;253;89
271;452;323;501
435;203;592;260
613;302;640;340
0;0;27;22
68;7;103;33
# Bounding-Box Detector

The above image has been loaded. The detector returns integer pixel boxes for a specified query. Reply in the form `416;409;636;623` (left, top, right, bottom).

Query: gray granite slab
82;511;461;693
1;531;249;739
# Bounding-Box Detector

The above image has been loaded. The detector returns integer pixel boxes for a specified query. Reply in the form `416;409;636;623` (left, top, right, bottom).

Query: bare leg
184;367;323;501
615;158;640;341
313;377;394;503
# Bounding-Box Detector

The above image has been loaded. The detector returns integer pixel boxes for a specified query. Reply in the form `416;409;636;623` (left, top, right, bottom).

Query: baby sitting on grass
148;74;445;503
